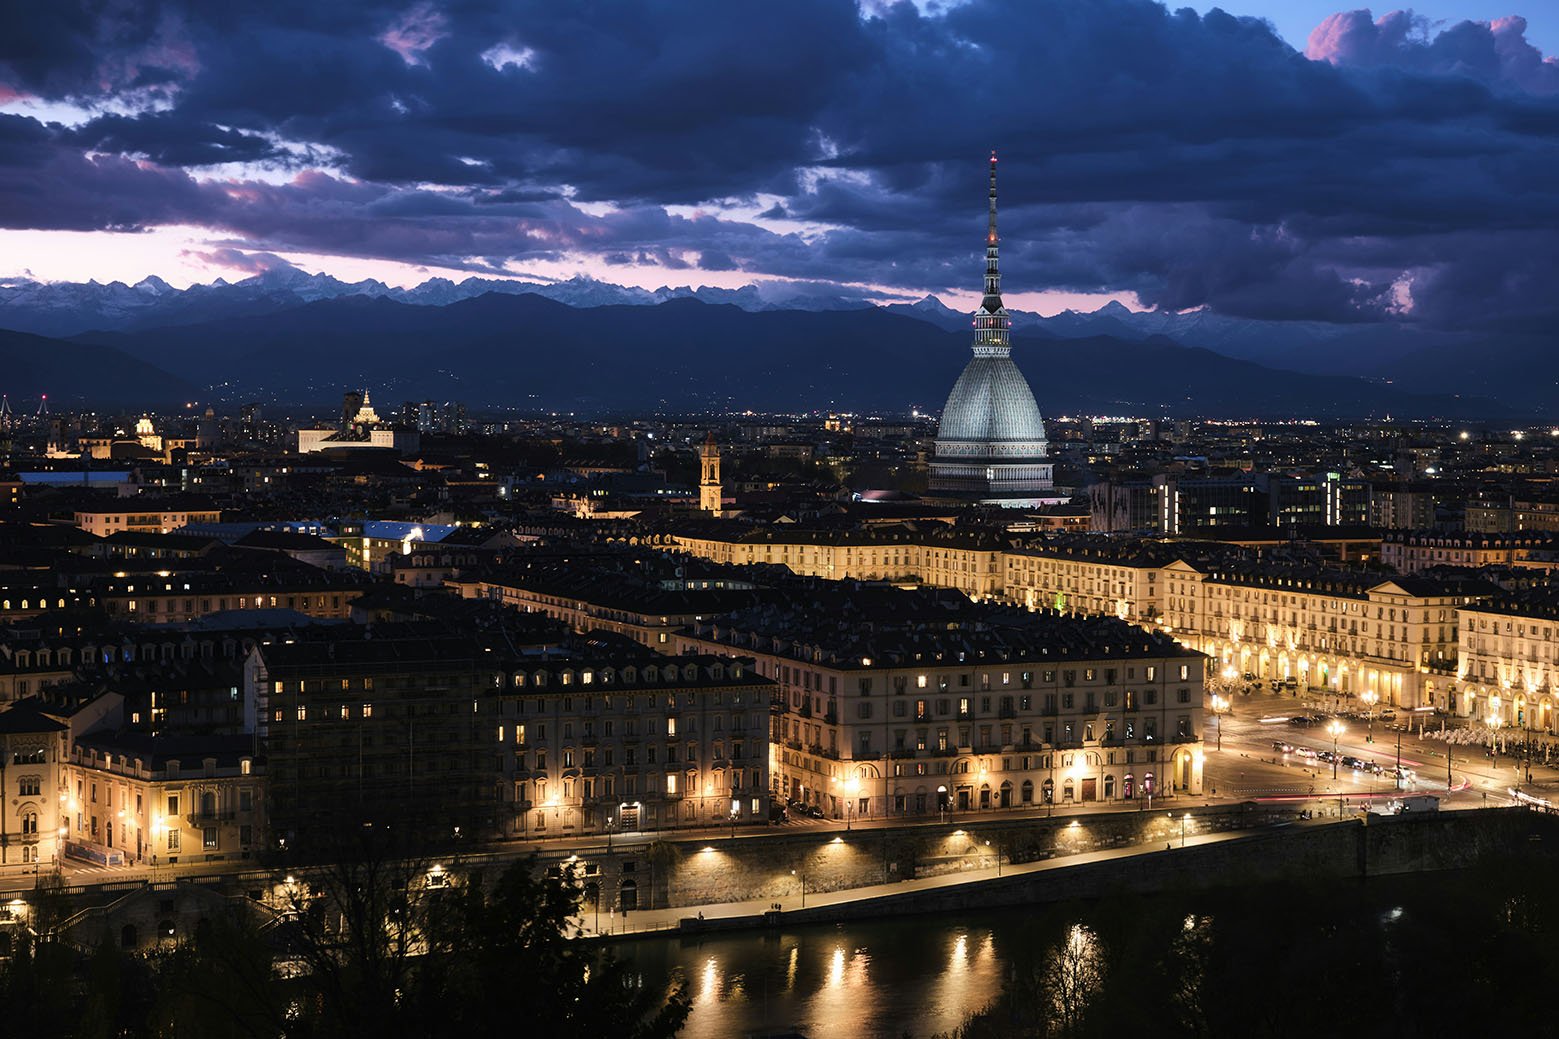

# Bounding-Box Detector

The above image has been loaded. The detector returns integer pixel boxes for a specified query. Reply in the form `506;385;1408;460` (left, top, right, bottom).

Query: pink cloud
1306;8;1559;94
379;4;448;67
181;246;296;275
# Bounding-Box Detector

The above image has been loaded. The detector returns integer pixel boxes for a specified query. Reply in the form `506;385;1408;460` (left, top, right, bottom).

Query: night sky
1;1;1555;331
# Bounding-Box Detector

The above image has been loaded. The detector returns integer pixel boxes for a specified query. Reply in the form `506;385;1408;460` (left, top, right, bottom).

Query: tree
262;825;688;1039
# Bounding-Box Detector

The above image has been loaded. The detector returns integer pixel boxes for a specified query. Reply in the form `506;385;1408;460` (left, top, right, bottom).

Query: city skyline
2;1;1556;332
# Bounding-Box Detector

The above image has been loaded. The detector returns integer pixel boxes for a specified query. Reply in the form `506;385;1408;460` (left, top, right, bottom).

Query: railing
186;811;236;825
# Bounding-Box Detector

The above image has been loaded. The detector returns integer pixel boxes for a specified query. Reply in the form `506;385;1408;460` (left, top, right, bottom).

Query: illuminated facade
669;525;1501;714
678;602;1205;819
699;432;723;514
500;656;771;838
73;503;221;537
0;704;69;874
1457;591;1559;730
64;733;262;866
1381;531;1558;574
1163;562;1489;710
928;155;1055;506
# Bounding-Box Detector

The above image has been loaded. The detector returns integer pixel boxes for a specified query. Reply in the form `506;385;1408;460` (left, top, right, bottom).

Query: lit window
666;773;678;794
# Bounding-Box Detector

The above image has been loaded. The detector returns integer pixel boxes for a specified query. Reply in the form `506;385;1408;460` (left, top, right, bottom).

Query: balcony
998;705;1017;719
186;811;236;825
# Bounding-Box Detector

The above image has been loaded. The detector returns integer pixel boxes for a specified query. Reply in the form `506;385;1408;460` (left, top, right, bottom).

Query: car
768;804;789;823
1295;747;1318;759
806;805;826;820
1289;716;1312;726
1271;740;1295;754
1317;750;1336;763
1342;756;1366;770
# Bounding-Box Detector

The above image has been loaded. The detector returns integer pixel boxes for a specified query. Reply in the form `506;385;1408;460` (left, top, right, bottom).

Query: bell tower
699;432;722;514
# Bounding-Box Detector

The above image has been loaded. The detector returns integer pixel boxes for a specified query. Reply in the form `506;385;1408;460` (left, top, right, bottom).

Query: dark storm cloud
64;112;284;167
1;0;1556;330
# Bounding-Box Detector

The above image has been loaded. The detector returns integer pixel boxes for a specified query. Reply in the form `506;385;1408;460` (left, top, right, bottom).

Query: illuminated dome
936;358;1047;447
928;154;1054;506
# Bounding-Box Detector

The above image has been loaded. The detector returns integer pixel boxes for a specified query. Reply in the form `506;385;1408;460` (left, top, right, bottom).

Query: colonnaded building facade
665;525;1507;717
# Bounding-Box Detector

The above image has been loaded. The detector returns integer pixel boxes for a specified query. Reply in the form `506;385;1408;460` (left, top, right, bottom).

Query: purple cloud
0;0;1555;334
1308;9;1559;94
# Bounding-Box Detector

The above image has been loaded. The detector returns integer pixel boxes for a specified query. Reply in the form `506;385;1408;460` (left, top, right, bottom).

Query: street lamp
1361;690;1378;744
845;775;861;832
1210;694;1228;752
791;868;805;908
1490;716;1502;771
1327;719;1345;781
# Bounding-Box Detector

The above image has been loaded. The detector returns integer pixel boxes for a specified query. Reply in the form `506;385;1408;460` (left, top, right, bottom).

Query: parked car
769;804;789;823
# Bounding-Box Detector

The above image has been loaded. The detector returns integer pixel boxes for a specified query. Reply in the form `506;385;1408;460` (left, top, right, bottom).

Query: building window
167;829;181;852
666;773;678;795
203;827;218;850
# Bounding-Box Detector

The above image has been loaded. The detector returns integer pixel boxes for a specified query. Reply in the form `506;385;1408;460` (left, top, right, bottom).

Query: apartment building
1163;561;1495;710
676;587;1205;820
1457;589;1559;730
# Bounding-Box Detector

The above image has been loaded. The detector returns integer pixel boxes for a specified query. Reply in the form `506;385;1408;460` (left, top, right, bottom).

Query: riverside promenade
590;806;1556;942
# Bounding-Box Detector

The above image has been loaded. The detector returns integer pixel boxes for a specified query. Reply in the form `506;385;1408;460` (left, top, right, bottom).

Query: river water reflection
611;858;1559;1039
615;914;1014;1039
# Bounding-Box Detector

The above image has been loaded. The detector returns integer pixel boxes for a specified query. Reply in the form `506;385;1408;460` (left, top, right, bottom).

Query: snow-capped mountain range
0;267;875;339
0;266;1474;382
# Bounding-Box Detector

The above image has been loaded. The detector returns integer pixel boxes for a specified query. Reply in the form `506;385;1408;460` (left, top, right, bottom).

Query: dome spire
973;151;1010;357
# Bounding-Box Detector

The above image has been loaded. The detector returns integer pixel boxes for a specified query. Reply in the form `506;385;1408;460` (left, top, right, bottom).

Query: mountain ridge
68;291;1506;420
6;270;1548;412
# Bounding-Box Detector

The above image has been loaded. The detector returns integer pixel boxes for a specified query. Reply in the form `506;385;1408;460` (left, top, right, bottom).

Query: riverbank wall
605;807;1559;939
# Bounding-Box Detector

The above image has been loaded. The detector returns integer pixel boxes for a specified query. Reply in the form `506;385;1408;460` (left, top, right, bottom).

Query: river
611;855;1559;1039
